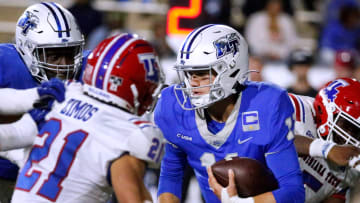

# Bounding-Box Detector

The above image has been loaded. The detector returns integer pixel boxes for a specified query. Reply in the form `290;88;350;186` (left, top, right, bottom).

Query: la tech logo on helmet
324;79;349;102
214;33;240;59
138;53;160;83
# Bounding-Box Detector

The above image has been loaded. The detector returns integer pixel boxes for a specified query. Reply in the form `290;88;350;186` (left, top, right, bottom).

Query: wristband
349;155;360;171
221;188;254;203
309;139;336;158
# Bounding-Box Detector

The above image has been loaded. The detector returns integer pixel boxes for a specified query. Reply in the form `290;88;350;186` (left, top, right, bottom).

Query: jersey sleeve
126;121;165;166
0;113;37;151
288;93;317;138
265;90;305;203
157;142;187;199
154;88;187;199
0;87;39;115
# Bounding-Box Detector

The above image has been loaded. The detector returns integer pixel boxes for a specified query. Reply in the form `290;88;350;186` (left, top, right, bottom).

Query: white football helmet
15;2;84;82
174;24;249;110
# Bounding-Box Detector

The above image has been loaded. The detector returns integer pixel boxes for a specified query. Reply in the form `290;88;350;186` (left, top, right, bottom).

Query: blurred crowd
69;0;359;98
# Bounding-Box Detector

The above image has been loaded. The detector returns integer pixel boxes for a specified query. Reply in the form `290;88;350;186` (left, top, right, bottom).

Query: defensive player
155;24;304;203
7;33;165;202
0;2;87;201
291;78;360;202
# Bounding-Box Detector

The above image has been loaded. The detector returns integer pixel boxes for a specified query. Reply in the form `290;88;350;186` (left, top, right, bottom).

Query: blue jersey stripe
41;2;62;38
95;34;132;89
51;2;70;37
185;24;215;59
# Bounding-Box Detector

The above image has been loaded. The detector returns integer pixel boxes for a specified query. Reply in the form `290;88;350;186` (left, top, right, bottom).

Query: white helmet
174;24;249;110
15;2;84;82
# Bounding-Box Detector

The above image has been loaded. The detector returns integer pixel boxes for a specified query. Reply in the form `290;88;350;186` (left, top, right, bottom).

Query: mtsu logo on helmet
214;33;240;59
17;11;39;35
324;79;349;102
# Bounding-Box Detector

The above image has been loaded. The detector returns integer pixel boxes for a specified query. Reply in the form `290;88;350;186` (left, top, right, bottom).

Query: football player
155;24;304;203
0;2;87;201
214;78;360;203
7;33;165;202
291;78;360;202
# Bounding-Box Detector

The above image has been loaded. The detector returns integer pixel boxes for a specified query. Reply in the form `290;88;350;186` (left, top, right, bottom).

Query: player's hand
207;167;237;200
327;145;360;166
29;108;49;130
37;78;65;103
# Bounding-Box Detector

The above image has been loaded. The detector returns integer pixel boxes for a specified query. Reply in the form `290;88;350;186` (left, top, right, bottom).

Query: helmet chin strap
130;84;139;115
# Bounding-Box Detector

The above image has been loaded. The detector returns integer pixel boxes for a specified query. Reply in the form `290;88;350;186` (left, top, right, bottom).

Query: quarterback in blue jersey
154;24;305;203
0;2;87;201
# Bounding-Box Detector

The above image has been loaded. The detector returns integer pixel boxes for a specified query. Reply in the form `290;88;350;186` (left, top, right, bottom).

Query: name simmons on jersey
60;98;99;122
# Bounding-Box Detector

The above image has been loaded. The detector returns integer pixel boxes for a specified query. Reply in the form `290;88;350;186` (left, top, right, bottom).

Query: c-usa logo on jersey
324;79;348;102
17;11;39;35
213;33;240;59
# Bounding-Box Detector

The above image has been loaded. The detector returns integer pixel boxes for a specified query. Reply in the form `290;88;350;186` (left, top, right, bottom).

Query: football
211;157;278;197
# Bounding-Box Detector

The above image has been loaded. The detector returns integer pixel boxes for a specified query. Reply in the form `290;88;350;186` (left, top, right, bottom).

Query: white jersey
12;82;164;203
289;93;360;202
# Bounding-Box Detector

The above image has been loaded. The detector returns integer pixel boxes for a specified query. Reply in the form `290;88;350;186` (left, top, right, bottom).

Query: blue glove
37;78;65;103
34;78;65;109
29;108;50;130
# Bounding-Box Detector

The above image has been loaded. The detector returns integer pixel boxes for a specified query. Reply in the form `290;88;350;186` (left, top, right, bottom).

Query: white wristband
349;155;360;172
309;139;336;158
221;188;254;203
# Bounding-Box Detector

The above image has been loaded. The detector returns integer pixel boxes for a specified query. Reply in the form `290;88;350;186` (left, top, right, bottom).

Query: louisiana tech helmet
314;78;360;146
83;33;164;116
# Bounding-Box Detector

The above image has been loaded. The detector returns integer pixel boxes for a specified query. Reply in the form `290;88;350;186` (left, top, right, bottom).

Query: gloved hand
34;78;65;109
37;78;65;103
29;108;50;130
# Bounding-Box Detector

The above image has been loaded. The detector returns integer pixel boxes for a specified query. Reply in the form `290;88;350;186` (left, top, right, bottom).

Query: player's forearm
294;135;312;156
253;192;276;203
0;87;39;115
0;113;37;151
158;192;180;203
111;155;150;203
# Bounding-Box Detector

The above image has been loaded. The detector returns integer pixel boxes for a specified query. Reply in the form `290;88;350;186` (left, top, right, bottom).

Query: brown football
211;157;278;197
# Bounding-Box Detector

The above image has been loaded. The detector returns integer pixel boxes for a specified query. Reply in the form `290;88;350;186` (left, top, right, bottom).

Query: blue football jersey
0;43;90;180
155;81;305;203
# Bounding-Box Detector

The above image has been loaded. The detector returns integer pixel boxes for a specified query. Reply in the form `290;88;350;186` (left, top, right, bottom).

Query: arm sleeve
157;142;187;199
265;91;305;203
0;113;37;151
154;90;187;199
127;123;165;166
0;87;39;115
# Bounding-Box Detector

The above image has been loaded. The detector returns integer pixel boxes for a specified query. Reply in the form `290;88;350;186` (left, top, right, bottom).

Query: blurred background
0;0;359;202
0;0;359;91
